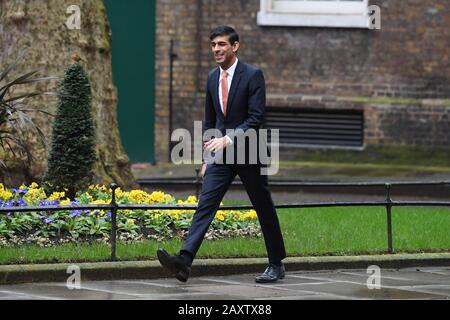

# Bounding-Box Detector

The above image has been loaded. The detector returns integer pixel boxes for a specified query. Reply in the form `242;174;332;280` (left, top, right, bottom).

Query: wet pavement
1;266;449;300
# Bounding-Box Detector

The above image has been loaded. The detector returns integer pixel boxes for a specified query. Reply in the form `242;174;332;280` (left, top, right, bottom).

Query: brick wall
365;103;450;147
155;0;450;162
155;0;203;162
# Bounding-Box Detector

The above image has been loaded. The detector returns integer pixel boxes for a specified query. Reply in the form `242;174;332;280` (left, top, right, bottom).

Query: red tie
221;70;228;117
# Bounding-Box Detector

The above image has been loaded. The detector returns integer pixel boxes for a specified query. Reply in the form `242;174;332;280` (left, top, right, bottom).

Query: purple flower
38;200;50;206
105;212;112;219
44;217;55;224
15;199;26;206
93;211;100;216
3;199;26;207
3;201;13;207
38;200;59;206
70;210;83;217
12;188;27;195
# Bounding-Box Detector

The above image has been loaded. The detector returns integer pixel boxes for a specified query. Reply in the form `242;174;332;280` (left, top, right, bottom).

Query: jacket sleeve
203;79;216;135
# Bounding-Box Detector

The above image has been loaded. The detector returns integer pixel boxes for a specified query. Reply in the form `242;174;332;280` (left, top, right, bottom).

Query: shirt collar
220;57;238;78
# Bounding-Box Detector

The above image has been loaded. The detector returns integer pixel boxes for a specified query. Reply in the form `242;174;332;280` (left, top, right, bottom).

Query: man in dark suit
157;26;286;283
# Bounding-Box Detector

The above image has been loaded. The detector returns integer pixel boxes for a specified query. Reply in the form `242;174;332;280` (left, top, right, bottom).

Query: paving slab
3;253;449;285
1;266;449;300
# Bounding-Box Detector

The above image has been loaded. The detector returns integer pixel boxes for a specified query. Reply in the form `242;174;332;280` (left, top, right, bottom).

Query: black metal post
168;39;178;161
110;183;118;261
385;183;394;254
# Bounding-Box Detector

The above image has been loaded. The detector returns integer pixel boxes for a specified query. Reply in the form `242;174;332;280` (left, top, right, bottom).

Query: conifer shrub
43;56;96;199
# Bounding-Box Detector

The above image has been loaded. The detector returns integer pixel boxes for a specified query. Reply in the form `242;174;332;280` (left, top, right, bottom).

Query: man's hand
203;136;231;153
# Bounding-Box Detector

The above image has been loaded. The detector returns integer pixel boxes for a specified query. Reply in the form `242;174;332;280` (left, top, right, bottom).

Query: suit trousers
181;163;286;264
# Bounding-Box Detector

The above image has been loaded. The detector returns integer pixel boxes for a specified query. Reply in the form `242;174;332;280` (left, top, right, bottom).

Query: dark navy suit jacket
203;60;270;165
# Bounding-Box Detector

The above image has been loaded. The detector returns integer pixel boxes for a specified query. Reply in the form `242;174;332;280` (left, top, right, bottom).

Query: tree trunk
0;0;137;189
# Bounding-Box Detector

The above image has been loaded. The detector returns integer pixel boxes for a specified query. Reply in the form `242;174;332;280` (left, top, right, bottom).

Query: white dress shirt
218;58;238;145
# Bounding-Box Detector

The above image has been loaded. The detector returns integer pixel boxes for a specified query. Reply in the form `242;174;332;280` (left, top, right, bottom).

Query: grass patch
280;206;450;255
0;206;449;265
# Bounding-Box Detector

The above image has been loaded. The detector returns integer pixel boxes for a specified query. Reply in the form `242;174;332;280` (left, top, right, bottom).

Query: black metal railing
138;171;450;199
1;182;449;260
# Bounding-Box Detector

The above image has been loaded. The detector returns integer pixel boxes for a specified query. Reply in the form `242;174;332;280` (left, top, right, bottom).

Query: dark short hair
209;26;239;45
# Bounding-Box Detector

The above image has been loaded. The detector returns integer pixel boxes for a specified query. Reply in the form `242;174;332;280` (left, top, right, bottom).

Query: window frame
257;0;371;28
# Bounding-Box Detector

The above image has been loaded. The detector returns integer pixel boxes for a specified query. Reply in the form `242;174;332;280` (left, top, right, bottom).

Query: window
257;0;370;28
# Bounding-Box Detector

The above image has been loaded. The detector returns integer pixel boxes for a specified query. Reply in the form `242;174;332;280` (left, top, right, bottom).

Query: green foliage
0;49;56;167
43;62;96;199
0;183;260;247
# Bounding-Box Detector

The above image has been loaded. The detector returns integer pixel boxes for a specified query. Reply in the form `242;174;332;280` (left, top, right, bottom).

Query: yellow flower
215;212;225;221
186;195;198;204
127;219;135;225
0;184;12;199
48;191;66;201
231;210;241;219
60;199;71;206
0;189;13;201
240;210;258;221
149;191;165;203
128;190;149;204
23;187;47;205
91;199;109;205
29;182;39;189
115;188;124;198
26;189;38;197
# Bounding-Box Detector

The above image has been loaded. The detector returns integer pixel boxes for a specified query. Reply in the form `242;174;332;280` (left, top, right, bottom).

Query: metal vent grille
263;108;364;147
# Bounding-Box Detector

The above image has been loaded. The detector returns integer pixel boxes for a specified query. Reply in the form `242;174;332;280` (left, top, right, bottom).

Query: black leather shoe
255;263;285;283
157;248;191;282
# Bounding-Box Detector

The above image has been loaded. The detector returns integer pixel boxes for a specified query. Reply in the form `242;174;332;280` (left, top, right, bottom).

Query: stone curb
1;253;449;285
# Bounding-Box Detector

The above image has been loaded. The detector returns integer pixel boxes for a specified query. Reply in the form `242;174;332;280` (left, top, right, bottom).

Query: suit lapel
211;67;222;116
225;61;243;118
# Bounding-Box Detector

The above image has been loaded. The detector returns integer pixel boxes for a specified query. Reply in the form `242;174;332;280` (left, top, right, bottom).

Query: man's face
210;35;239;68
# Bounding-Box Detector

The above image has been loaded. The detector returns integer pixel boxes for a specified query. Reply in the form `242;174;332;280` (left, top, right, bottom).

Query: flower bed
0;183;260;247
